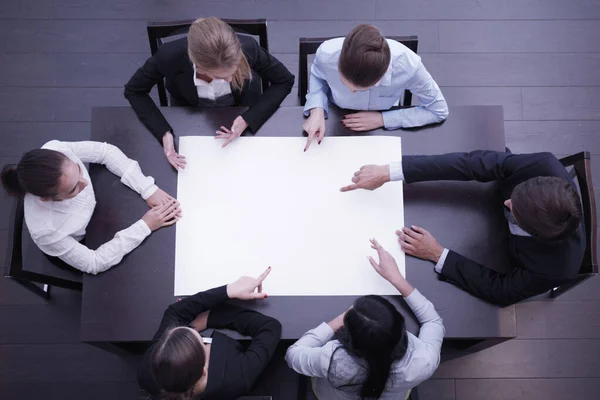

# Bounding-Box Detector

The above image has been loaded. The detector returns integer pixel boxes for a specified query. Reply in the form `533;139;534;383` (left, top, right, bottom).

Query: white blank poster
175;136;404;296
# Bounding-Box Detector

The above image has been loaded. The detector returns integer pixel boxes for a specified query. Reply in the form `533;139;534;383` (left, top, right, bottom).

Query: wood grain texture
522;87;600;120
419;379;456;400
0;344;138;382
439;87;522;120
505;121;600;155
516;301;600;339
0;122;91;156
0;382;141;400
433;339;600;379
455;378;600;400
422;53;600;87
375;0;600;20
0;53;148;87
439;20;600;53
19;0;376;20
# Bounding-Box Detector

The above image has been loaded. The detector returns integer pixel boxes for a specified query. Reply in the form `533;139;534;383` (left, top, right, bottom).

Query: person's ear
202;366;208;377
504;199;512;210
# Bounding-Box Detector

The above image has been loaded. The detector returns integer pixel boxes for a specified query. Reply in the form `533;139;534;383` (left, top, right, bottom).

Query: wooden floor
1;1;600;399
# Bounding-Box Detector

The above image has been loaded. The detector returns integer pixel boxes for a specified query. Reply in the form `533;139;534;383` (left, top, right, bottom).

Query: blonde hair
187;17;252;91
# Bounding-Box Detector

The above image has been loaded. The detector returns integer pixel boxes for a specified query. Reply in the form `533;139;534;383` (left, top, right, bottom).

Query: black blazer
403;151;586;306
124;35;295;143
138;285;282;399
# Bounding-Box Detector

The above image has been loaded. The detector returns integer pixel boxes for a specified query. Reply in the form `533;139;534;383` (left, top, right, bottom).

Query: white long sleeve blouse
24;140;158;274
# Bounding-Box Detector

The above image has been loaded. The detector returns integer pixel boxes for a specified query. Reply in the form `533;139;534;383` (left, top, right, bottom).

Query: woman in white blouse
286;238;445;400
1;140;181;275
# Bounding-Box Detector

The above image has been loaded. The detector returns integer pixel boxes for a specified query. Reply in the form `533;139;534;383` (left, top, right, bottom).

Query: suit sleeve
207;304;282;391
241;40;295;133
441;251;561;306
124;51;174;144
403;151;556;184
151;285;229;341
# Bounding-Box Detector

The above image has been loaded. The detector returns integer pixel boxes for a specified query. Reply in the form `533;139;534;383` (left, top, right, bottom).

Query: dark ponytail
1;149;66;198
328;295;408;399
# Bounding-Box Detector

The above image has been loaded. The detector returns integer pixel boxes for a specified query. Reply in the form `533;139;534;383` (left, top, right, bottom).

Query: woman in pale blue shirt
302;24;449;151
285;238;445;400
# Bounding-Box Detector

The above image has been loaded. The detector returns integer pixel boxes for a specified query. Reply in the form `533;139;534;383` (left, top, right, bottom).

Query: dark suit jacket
124;35;295;143
403;151;586;306
138;285;282;399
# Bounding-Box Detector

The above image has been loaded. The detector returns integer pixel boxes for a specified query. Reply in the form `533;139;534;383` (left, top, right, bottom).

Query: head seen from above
339;24;391;93
187;17;252;90
331;295;408;399
507;176;582;240
151;326;207;399
1;149;87;201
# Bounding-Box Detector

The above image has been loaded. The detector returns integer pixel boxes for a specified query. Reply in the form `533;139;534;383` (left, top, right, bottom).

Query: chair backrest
298;35;418;107
4;197;83;291
147;19;270;107
560;151;598;275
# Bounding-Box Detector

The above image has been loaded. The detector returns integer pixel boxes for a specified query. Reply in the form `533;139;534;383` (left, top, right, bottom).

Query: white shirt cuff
135;219;152;237
389;161;404;181
313;322;335;342
434;248;449;274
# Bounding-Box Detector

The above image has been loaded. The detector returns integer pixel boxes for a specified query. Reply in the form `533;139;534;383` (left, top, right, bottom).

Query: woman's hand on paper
227;266;272;300
162;131;187;170
369;238;415;297
340;165;390;192
215;116;248;148
302;108;326;152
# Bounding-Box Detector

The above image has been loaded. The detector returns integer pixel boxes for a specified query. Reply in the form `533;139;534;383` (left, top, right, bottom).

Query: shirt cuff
404;288;427;309
389;161;404;181
135;219;152;237
141;184;159;200
303;95;329;119
381;110;401;130
313;322;335;342
434;248;449;274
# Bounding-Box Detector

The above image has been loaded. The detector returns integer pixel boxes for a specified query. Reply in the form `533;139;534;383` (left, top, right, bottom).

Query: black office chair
551;151;598;297
298;36;418;107
4;197;83;300
147;19;270;107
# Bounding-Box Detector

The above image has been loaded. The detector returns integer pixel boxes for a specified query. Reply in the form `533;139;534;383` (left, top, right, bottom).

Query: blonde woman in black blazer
125;17;295;169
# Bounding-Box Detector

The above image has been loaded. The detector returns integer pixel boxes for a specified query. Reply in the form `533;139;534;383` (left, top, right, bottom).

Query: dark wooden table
82;106;516;351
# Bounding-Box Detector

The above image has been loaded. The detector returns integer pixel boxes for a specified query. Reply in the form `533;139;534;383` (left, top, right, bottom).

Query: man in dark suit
341;151;585;306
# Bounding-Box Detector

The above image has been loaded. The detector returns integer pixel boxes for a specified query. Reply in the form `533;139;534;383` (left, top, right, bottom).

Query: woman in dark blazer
125;17;295;169
138;267;281;399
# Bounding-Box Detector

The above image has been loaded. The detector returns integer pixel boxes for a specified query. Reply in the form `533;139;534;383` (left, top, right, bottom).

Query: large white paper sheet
175;136;404;296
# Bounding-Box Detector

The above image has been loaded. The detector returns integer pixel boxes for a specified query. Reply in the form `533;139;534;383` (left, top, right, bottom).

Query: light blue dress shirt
304;38;449;129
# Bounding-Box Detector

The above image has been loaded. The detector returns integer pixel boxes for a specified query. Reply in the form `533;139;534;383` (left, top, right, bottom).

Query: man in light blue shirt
302;24;449;151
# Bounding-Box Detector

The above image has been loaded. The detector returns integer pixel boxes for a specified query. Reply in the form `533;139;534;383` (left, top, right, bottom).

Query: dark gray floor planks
1;0;599;399
455;378;600;400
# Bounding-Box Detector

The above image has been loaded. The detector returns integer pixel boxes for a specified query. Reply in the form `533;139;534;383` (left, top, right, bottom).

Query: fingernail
265;294;269;298
304;149;306;152
318;141;321;145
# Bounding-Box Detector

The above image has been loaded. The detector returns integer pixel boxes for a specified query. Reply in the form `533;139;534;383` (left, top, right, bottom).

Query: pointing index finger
257;266;272;283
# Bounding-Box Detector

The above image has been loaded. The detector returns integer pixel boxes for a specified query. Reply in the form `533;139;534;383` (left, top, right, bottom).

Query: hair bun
1;164;25;197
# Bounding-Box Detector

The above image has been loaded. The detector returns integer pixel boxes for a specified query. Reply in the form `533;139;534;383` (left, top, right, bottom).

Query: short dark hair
1;149;66;198
328;295;408;399
339;24;391;88
151;327;206;399
511;176;582;240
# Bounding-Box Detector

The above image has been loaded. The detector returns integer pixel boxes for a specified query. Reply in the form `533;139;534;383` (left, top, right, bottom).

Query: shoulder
41;140;67;153
387;39;421;72
239;34;262;60
315;38;344;65
154;37;189;71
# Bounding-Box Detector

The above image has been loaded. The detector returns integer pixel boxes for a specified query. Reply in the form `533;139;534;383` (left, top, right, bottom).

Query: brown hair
151;327;206;399
1;149;66;198
338;24;391;88
511;176;582;240
187;17;252;91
